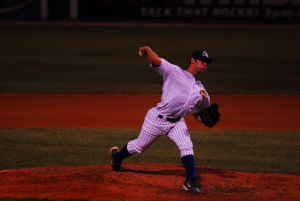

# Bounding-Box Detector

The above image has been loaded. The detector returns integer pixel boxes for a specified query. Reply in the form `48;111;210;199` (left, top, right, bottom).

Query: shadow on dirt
121;168;184;176
122;166;235;178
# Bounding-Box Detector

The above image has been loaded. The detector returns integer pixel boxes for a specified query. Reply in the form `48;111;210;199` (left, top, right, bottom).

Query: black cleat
182;177;200;194
110;146;121;171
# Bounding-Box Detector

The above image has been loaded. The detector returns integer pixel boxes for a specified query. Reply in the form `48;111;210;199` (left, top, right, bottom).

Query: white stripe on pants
127;107;194;157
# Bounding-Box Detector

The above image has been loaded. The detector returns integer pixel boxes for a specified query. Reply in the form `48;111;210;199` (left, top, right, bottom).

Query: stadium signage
140;0;300;20
1;0;300;22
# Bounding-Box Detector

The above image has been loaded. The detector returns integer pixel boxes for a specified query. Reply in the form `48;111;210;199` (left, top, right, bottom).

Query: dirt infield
0;94;299;130
0;163;300;201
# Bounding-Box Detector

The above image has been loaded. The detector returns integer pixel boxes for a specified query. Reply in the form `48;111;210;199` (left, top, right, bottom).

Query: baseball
138;51;143;56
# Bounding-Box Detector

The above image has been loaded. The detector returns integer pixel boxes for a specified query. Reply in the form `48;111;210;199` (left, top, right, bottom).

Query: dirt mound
1;164;300;201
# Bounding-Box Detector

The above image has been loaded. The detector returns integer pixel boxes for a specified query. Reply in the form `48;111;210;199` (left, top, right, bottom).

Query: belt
158;114;181;123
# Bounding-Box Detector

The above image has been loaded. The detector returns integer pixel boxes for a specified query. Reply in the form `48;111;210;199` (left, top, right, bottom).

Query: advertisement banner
1;0;300;22
78;0;300;22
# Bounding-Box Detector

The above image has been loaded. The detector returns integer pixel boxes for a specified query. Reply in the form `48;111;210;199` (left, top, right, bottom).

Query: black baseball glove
194;103;220;128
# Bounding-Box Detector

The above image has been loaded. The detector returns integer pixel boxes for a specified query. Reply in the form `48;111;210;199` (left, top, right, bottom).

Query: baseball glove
194;103;220;128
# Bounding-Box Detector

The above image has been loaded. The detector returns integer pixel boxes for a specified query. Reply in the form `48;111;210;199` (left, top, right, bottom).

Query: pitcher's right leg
110;108;167;171
127;119;162;154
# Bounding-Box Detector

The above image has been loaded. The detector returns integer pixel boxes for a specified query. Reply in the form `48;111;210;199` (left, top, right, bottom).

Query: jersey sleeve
150;58;182;78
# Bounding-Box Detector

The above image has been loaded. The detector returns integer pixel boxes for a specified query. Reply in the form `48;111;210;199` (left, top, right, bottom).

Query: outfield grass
1;128;299;174
0;26;299;93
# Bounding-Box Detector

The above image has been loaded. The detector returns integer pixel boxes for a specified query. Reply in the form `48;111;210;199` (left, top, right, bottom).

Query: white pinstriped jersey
127;59;210;157
153;58;210;118
127;58;211;158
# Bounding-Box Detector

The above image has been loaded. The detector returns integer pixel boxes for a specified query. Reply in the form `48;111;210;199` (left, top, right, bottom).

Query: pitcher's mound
0;163;299;201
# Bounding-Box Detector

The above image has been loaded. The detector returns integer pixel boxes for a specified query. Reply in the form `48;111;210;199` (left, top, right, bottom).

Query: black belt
158;114;181;123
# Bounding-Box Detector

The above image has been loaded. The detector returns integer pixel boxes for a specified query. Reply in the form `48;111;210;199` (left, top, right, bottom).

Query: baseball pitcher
109;46;220;194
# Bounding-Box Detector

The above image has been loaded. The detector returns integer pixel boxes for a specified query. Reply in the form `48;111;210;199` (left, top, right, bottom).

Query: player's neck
187;66;198;77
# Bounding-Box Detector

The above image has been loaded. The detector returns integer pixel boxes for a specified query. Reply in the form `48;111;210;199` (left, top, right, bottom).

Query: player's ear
190;58;195;64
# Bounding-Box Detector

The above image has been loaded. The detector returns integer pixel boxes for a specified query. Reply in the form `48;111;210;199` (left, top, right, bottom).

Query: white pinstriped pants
127;107;194;157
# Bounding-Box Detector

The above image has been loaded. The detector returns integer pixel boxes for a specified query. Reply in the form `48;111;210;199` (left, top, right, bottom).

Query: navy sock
116;144;131;162
181;155;197;179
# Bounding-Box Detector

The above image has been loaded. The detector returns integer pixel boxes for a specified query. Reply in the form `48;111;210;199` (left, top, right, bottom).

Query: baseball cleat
182;177;200;194
110;146;121;171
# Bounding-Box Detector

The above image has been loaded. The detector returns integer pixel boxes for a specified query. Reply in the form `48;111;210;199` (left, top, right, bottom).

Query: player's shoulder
160;58;183;72
196;81;207;90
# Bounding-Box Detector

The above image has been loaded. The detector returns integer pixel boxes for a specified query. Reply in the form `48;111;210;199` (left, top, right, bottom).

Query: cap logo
202;51;209;58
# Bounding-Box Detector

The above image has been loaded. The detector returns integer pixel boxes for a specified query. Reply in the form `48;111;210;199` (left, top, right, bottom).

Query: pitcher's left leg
167;120;194;157
167;120;200;194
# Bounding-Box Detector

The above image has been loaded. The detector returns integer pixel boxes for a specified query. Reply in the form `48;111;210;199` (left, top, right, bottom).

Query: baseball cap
190;50;213;64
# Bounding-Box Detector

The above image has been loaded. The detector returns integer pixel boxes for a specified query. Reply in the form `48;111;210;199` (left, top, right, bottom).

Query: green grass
0;26;299;93
1;128;299;174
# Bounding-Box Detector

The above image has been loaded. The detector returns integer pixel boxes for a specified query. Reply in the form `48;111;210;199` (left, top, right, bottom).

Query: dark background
1;0;300;23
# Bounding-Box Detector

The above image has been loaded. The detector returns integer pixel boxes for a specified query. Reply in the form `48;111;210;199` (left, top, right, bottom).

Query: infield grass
1;128;299;174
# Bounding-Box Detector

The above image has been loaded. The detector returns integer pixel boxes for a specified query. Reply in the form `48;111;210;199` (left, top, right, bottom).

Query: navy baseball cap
191;50;213;64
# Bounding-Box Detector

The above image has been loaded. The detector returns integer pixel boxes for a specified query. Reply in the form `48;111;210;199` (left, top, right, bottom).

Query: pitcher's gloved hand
194;103;220;128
